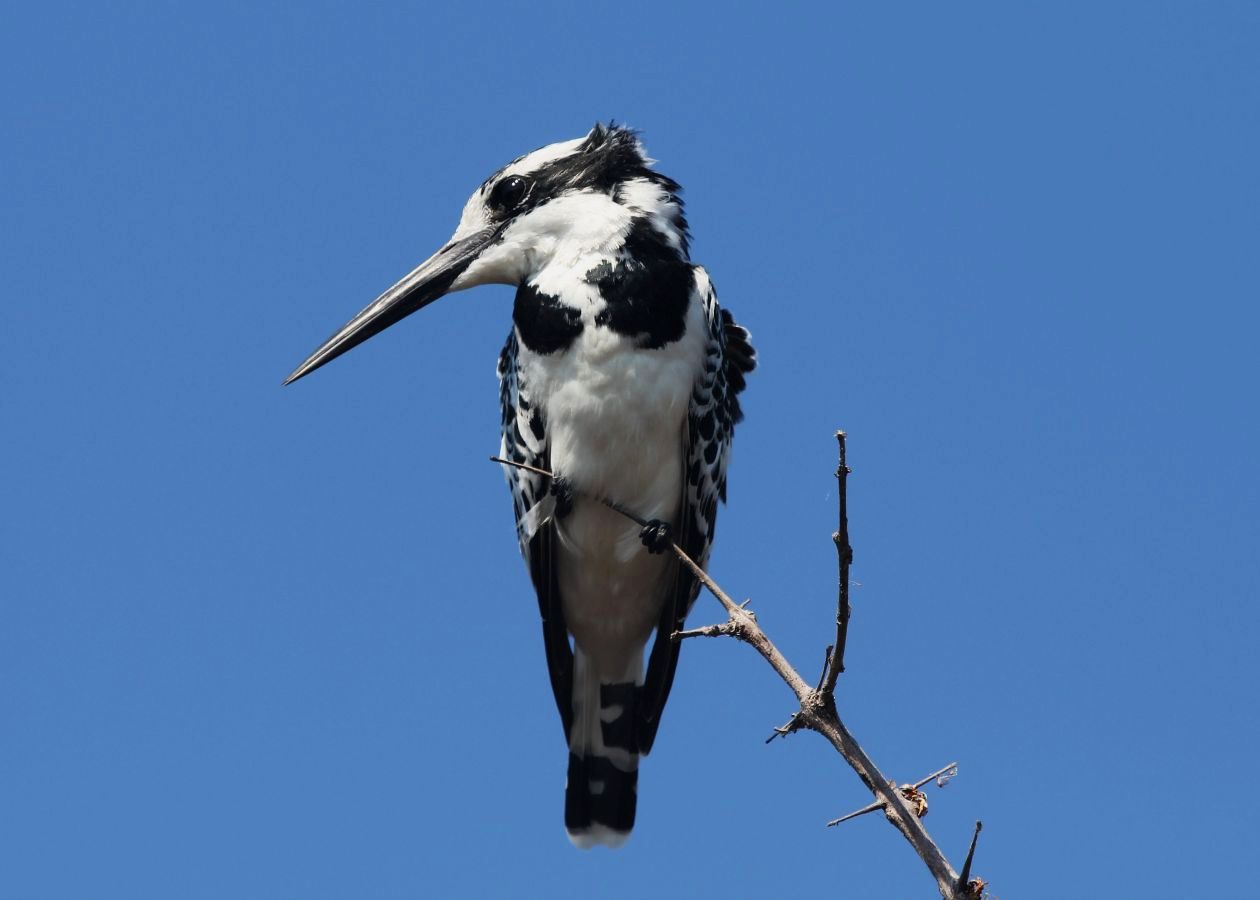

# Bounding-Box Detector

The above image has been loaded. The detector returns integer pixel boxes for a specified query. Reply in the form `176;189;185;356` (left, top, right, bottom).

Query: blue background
3;3;1257;897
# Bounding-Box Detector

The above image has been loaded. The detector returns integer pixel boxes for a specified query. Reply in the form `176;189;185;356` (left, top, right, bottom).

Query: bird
285;123;755;848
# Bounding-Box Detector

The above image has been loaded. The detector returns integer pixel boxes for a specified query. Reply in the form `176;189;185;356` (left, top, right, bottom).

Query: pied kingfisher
285;124;755;848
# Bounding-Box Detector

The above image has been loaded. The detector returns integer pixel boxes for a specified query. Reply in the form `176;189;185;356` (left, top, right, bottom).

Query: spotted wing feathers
498;333;574;738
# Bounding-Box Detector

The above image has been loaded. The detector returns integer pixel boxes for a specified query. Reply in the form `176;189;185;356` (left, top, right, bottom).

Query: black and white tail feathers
564;651;641;847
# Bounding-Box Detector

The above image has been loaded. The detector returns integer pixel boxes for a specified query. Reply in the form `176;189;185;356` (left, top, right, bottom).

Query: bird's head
284;123;687;385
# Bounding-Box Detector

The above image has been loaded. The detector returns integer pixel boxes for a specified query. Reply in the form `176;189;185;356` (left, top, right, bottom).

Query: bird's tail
565;648;641;849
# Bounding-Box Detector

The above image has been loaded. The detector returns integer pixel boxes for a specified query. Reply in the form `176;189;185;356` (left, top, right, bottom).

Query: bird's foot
550;476;575;520
639;519;674;554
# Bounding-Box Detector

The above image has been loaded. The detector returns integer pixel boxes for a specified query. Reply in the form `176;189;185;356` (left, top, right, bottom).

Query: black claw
639;519;673;554
551;476;575;520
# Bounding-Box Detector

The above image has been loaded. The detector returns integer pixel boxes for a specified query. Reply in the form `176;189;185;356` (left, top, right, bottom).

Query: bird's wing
637;270;756;753
498;331;574;739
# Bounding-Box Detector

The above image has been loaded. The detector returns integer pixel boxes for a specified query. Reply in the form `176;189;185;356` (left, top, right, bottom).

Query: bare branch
489;441;983;898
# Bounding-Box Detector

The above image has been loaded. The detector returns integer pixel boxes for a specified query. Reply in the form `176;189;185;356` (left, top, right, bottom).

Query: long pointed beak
283;226;499;385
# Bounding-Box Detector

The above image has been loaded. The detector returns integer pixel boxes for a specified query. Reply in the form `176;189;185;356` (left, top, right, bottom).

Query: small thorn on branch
826;798;882;827
765;712;805;744
671;621;739;642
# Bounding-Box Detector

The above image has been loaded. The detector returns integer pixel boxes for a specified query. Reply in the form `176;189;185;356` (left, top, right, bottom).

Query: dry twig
821;430;853;696
490;434;984;897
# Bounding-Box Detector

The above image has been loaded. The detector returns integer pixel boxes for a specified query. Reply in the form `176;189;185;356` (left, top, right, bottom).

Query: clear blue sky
3;3;1257;897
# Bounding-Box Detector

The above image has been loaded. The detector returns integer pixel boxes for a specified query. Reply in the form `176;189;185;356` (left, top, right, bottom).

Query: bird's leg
550;476;575;520
639;519;673;554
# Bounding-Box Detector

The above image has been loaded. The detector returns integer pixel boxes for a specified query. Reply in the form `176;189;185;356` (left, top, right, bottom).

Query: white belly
519;304;707;676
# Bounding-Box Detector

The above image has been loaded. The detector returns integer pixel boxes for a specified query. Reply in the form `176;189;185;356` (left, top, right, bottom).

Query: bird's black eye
489;175;531;212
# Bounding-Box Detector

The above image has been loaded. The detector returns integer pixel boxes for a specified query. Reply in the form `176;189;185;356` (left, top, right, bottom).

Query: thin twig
489;456;553;481
492;456;653;529
821;430;853;697
916;761;961;791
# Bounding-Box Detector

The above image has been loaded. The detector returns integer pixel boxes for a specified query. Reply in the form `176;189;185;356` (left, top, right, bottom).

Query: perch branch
490;444;980;898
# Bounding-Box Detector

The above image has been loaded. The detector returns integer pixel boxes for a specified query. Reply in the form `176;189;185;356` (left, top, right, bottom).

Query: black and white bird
285;124;754;848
